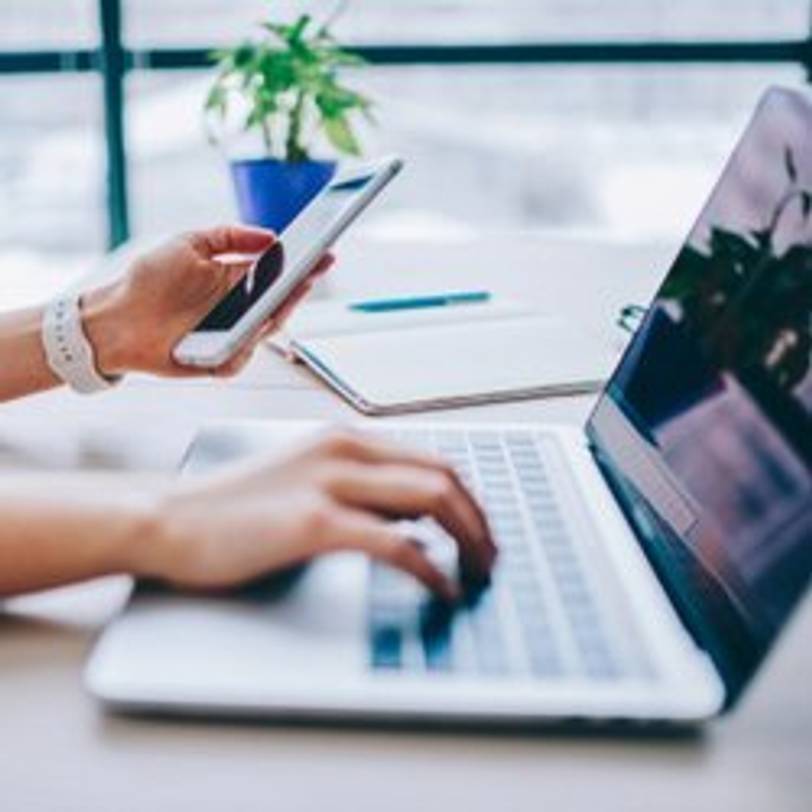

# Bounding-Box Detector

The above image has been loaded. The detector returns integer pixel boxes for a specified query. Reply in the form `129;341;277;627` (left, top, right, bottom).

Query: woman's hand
82;225;332;379
138;430;497;601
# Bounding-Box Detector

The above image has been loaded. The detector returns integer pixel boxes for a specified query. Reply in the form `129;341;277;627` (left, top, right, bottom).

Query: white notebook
274;297;617;415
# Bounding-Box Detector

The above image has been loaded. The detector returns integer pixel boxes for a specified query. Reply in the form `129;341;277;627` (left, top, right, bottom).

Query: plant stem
261;118;274;156
286;90;307;161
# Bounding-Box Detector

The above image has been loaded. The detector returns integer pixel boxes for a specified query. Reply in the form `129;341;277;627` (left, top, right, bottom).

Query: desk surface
1;233;810;812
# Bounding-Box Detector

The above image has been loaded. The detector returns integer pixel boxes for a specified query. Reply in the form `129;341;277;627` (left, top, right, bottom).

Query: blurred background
0;1;808;281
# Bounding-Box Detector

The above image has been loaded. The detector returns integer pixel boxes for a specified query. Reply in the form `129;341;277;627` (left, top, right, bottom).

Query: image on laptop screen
588;87;812;701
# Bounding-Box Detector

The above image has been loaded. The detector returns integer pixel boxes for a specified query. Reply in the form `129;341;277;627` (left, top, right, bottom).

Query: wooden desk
1;233;809;812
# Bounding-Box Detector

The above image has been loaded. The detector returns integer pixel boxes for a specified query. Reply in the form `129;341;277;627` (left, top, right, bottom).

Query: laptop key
370;623;403;670
467;594;509;675
526;642;564;677
419;601;454;671
579;640;619;679
366;426;631;682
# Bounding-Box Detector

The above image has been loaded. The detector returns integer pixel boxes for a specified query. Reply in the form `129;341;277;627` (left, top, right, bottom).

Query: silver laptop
86;87;812;725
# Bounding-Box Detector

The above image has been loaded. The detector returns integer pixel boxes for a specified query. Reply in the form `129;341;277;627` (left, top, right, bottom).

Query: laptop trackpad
86;553;367;702
87;421;373;703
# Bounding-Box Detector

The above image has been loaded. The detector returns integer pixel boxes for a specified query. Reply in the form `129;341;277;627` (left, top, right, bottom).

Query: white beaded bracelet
42;292;121;394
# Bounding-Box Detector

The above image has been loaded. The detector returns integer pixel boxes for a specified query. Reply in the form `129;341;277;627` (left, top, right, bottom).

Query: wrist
85;491;167;578
116;493;178;580
81;283;131;378
126;490;197;582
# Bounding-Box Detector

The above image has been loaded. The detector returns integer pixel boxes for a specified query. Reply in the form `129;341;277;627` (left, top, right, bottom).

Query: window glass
126;71;234;238
0;1;97;49
0;75;104;256
125;64;802;244
124;0;808;48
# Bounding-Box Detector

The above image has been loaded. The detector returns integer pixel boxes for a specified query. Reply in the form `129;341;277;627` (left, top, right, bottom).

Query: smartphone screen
193;172;376;332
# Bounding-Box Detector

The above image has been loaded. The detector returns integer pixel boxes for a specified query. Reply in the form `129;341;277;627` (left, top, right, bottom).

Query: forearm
0;285;129;403
0;306;61;401
0;476;163;597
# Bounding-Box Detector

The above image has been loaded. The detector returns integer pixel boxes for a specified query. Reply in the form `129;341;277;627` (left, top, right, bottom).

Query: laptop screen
587;87;812;704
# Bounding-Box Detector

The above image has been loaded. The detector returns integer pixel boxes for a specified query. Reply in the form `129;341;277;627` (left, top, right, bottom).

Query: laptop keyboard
367;427;646;681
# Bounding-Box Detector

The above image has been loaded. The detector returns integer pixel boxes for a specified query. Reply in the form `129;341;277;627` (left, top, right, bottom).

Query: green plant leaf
323;47;367;68
315;83;371;118
204;83;226;113
203;3;375;159
260;51;295;91
208;47;230;66
232;43;256;69
288;14;311;44
322;115;360;155
261;22;292;43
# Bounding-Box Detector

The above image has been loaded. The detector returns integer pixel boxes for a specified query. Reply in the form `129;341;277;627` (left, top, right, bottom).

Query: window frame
0;0;810;249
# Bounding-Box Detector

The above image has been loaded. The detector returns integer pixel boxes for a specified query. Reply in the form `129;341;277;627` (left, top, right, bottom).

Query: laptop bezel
583;86;812;709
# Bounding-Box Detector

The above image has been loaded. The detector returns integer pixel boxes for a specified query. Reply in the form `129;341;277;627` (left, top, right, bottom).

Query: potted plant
205;6;373;232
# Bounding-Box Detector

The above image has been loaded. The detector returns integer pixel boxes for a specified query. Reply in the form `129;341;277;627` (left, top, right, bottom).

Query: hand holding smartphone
172;156;403;368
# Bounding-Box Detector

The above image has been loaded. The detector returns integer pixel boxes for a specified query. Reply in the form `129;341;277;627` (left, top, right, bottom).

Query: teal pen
349;291;491;313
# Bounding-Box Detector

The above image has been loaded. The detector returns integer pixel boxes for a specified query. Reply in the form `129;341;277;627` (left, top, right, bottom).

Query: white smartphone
173;155;403;368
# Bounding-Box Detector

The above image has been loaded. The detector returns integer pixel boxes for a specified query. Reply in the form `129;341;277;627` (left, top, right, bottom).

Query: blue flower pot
229;158;337;233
